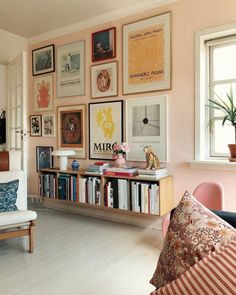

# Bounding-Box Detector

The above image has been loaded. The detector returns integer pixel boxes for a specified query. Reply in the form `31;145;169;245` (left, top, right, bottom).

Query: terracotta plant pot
228;144;236;161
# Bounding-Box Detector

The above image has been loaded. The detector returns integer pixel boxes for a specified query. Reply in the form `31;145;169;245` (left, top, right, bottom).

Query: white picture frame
126;95;168;162
33;74;54;112
42;114;56;137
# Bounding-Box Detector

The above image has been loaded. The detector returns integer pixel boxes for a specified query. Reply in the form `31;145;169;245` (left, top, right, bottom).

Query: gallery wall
28;0;236;212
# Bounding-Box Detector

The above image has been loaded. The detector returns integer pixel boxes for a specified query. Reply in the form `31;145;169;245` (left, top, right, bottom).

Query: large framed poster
89;100;123;160
123;12;171;94
126;95;168;162
33;74;54;112
57;41;85;97
57;104;86;158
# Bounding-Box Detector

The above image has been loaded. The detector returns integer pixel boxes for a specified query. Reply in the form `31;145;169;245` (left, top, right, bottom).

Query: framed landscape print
34;74;54;112
42;114;56;137
57;41;85;97
92;27;116;62
32;44;55;76
123;12;171;94
126;95;168;162
90;61;118;98
30;115;42;137
57;105;86;158
89;100;123;160
36;146;53;171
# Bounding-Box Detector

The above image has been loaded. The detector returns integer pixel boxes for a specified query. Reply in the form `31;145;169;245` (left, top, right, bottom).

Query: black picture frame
36;146;53;171
30;115;42;137
32;44;55;76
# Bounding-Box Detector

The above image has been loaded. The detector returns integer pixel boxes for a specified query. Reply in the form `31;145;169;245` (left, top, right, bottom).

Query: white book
131;182;136;212
79;178;87;203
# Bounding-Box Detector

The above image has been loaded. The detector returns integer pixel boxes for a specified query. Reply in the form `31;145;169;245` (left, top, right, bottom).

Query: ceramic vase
71;160;80;171
115;153;126;167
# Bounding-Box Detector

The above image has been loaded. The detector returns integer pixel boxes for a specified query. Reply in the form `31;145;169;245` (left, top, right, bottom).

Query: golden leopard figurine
143;146;160;170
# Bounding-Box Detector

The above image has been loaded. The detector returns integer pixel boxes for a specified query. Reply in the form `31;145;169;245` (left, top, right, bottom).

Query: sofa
150;191;236;295
0;151;37;253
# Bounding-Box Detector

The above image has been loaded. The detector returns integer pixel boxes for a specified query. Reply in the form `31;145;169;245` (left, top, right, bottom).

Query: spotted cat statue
143;146;160;170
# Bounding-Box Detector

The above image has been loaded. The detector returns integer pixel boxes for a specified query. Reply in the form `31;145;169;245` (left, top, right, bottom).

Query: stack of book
137;168;168;179
86;161;111;174
103;166;138;177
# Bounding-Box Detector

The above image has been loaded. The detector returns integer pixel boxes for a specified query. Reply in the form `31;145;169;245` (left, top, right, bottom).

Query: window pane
213;43;236;81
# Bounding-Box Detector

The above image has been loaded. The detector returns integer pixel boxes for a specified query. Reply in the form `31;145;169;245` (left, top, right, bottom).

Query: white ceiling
0;0;173;40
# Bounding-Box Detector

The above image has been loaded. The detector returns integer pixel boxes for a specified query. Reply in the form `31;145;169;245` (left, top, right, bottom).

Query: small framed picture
30;115;42;137
42;114;56;137
34;74;54;112
32;44;55;76
36;146;53;171
92;27;116;62
90;61;118;98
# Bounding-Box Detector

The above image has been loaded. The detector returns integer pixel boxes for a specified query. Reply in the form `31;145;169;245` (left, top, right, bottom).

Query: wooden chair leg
29;220;35;253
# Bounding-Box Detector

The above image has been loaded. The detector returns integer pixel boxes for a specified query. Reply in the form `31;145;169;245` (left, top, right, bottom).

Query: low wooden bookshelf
38;168;173;217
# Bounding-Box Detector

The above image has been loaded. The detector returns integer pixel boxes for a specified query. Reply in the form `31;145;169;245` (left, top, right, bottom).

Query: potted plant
207;85;236;161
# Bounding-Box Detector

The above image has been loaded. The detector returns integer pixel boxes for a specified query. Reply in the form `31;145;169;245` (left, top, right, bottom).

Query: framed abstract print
57;105;86;158
34;74;54;112
123;12;171;94
57;41;85;97
30;115;42;137
126;95;168;162
90;61;118;98
42;114;56;137
32;44;55;76
89;100;123;160
36;146;53;171
92;27;116;62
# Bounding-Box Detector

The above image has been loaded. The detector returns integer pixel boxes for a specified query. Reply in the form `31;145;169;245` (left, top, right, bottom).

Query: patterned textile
150;191;236;290
150;238;236;295
0;179;19;212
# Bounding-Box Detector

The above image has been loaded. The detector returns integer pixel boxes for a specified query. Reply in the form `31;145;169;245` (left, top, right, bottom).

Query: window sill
188;160;236;171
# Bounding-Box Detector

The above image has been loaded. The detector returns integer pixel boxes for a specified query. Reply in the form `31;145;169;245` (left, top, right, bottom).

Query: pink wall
28;0;236;212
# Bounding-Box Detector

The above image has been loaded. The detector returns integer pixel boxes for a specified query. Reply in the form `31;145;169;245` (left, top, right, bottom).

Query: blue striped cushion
0;179;19;212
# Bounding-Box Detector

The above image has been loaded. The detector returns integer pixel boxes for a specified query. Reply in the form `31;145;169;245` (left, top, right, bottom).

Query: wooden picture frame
42;114;56;137
56;40;85;97
92;27;116;62
89;100;123;160
36;146;53;171
123;12;171;94
57;104;86;158
90;61;118;98
126;95;168;162
33;74;54;112
30;115;42;137
32;44;55;76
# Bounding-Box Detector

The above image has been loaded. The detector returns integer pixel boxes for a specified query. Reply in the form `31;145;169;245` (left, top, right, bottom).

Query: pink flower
112;142;130;155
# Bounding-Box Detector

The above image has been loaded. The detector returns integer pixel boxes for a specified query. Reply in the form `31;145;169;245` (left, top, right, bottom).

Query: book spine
103;171;137;177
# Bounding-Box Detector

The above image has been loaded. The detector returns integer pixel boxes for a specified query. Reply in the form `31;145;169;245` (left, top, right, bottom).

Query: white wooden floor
0;207;163;295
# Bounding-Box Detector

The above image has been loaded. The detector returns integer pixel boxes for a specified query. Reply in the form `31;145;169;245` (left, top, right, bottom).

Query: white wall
0;64;6;111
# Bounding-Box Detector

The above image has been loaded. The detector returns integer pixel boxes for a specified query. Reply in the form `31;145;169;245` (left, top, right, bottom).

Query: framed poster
57;41;85;97
57;104;86;158
126;95;168;162
32;44;55;76
30;115;42;137
123;12;171;94
34;74;54;112
89;100;123;160
36;146;53;171
90;61;118;98
92;27;116;62
42;114;56;137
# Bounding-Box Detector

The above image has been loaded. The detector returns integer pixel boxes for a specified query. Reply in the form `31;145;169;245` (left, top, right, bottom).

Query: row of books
79;177;101;205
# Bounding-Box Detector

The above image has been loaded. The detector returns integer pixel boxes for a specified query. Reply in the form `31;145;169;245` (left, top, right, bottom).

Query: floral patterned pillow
0;179;19;212
150;191;236;290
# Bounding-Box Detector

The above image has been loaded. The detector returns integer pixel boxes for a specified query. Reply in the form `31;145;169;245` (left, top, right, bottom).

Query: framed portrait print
30;115;42;137
89;100;123;160
57;104;86;158
92;27;116;62
90;61;118;98
126;95;168;162
34;74;54;112
32;44;55;76
123;12;171;94
42;114;56;137
57;41;85;97
36;146;53;171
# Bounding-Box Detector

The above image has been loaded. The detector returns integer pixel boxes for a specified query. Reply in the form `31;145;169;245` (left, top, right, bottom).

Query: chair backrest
193;181;224;211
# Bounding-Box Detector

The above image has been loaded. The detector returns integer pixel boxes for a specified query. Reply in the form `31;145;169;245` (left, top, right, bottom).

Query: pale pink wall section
28;0;236;211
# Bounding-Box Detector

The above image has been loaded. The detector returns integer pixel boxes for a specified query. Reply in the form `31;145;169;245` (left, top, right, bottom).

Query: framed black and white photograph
30;115;42;137
90;61;118;98
126;95;168;162
57;41;85;97
36;146;53;171
89;100;123;160
42;114;56;137
32;44;55;76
